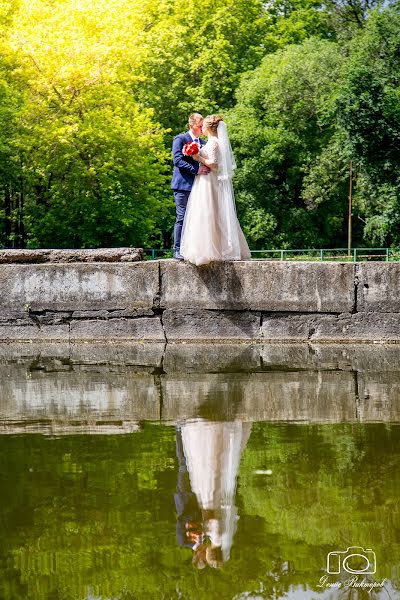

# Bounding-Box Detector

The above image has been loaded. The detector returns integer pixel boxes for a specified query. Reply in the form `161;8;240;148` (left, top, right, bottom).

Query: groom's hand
198;165;210;175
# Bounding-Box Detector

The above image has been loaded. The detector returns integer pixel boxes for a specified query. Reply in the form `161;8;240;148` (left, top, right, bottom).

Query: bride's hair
203;114;224;134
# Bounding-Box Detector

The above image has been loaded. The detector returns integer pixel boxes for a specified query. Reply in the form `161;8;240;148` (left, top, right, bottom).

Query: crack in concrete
159;310;167;344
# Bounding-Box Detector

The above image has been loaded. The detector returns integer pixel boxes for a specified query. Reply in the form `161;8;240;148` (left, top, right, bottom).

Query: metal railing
249;248;394;261
144;247;399;261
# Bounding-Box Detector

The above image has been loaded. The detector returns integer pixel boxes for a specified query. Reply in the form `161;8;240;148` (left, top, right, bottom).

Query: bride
180;115;251;266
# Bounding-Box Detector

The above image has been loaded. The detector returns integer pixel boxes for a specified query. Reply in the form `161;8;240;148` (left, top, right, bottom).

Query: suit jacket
171;131;206;191
174;426;202;548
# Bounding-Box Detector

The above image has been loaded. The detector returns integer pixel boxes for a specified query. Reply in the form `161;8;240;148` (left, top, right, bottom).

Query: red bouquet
183;141;199;156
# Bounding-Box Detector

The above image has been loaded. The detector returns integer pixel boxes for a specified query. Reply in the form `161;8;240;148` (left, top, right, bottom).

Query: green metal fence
249;248;395;261
144;247;400;261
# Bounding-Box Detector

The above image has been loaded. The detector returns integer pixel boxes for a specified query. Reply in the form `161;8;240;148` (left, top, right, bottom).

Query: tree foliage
337;8;400;246
229;5;400;249
229;39;348;248
0;0;170;248
0;0;398;249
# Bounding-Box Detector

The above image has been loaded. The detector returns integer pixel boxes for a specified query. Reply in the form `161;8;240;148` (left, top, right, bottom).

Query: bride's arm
193;154;217;171
193;139;218;171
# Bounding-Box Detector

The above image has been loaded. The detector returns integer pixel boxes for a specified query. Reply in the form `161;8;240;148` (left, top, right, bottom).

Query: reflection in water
1;422;399;598
3;343;400;428
0;344;400;598
177;420;251;568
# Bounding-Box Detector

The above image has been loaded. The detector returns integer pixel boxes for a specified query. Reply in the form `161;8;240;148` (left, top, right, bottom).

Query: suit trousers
173;190;190;252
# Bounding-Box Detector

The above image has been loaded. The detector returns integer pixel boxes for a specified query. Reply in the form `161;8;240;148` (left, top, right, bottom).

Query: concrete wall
0;260;399;342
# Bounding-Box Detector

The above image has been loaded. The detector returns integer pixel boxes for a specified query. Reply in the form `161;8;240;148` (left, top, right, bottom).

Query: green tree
1;0;398;250
337;6;400;246
0;0;170;248
131;0;270;133
229;38;347;249
0;49;26;248
262;0;334;53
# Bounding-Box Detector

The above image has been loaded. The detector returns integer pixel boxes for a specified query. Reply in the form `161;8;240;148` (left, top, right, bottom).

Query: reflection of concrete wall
358;373;400;422
1;261;400;341
3;342;400;373
0;363;160;425
1;342;400;433
161;372;357;423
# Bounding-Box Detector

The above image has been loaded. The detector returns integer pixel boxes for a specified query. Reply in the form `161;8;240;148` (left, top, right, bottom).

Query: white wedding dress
181;419;252;562
180;136;251;266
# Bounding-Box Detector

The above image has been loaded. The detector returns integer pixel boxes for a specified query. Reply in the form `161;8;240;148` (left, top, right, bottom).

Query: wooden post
348;160;353;257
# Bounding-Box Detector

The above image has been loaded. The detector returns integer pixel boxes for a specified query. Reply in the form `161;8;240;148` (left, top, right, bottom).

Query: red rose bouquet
183;141;199;156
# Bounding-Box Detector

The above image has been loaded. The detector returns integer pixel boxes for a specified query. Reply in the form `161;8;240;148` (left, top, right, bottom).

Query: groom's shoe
173;251;184;261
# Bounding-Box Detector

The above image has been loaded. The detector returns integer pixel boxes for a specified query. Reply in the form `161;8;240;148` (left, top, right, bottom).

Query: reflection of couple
171;113;251;265
175;419;251;569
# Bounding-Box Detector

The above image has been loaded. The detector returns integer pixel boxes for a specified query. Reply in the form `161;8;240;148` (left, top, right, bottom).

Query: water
0;343;399;600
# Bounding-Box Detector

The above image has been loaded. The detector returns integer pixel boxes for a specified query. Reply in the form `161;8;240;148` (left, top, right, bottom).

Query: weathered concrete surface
160;260;355;312
70;317;165;342
0;324;70;341
0;262;159;312
261;313;317;340
0;247;143;263
311;312;400;341
1;260;400;341
260;312;400;342
163;309;261;341
357;263;400;313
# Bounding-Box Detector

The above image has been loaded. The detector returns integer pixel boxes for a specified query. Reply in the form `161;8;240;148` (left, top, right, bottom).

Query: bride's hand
192;153;201;162
198;165;210;175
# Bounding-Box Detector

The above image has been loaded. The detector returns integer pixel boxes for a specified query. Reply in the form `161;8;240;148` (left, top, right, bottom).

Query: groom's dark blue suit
171;131;206;256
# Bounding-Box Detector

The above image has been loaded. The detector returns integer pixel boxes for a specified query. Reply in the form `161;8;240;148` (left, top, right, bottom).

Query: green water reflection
0;423;399;600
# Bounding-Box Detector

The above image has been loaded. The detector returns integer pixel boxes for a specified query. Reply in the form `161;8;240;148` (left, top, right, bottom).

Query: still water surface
0;343;399;600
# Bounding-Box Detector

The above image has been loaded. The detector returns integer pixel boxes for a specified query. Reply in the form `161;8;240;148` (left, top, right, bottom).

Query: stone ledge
0;260;399;341
0;262;159;311
162;309;261;341
160;260;355;312
261;312;400;342
0;324;70;341
70;318;166;342
357;263;400;312
311;312;400;341
0;311;400;342
0;247;144;263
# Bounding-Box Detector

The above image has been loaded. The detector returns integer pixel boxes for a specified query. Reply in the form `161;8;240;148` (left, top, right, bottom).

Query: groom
171;113;209;260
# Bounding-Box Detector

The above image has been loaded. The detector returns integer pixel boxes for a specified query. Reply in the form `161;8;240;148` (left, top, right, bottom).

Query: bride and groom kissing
171;113;251;266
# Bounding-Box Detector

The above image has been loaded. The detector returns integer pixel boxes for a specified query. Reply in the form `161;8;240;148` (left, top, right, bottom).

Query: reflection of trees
0;423;399;599
239;423;400;597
